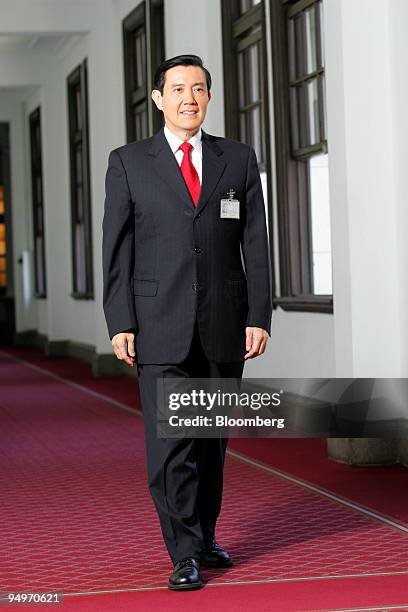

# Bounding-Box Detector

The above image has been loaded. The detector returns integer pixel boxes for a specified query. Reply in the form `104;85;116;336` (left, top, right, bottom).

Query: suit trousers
137;321;245;564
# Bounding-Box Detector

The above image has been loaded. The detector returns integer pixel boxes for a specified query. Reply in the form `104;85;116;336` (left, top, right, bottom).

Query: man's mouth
180;110;198;116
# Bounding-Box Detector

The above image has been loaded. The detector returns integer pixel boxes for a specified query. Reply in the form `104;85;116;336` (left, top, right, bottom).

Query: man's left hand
245;327;269;360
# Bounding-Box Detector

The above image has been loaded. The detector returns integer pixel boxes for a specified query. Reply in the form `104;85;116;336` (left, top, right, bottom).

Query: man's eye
174;88;182;92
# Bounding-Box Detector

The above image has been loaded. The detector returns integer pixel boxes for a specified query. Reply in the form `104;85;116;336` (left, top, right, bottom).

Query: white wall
164;0;225;137
0;0;407;377
324;0;403;376
389;0;408;375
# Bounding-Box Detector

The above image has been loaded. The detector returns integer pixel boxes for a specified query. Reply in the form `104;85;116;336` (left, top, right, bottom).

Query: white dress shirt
164;124;202;185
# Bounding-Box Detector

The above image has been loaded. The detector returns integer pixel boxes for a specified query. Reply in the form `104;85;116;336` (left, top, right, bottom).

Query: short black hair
152;54;212;94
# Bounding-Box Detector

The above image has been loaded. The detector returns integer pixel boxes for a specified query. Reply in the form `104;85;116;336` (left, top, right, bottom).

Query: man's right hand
112;330;136;367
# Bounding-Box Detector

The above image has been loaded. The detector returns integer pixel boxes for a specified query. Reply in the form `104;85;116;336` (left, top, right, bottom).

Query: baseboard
12;330;137;378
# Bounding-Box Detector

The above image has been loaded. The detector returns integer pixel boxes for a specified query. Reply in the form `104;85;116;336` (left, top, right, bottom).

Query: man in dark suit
102;55;272;590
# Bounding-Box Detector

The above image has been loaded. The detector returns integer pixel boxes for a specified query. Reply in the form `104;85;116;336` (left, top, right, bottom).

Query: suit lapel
148;127;226;214
195;130;226;216
148;127;195;210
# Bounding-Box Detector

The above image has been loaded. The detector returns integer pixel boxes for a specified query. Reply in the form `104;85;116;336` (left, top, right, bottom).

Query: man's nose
182;89;198;104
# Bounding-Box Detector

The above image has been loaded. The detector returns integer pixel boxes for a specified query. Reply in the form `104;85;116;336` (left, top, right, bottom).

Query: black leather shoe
168;557;203;591
200;539;233;568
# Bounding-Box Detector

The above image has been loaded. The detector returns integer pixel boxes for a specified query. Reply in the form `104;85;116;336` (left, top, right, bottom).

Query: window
0;185;6;292
271;0;332;311
123;0;165;143
0;123;10;296
29;107;47;298
67;59;93;299
238;0;262;16
222;0;270;171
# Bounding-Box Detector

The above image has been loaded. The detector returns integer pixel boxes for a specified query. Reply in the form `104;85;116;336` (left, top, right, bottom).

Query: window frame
222;1;270;172
67;58;94;300
29;107;47;299
221;0;275;301
270;0;332;313
123;0;165;143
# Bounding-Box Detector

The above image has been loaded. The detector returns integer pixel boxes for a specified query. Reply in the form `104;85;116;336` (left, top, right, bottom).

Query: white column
325;0;403;376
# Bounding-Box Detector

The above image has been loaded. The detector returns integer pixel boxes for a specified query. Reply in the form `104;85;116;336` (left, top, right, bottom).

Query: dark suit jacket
102;127;272;364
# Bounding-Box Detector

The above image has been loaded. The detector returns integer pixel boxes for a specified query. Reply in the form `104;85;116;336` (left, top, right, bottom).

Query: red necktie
179;142;201;206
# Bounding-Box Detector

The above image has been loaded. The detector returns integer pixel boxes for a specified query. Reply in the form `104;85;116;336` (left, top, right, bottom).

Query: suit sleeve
241;146;273;335
102;149;137;340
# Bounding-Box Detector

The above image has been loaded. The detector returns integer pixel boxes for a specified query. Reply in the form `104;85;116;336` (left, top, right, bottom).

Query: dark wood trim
274;295;333;313
123;0;165;142
67;59;94;300
29;106;47;299
150;0;165;133
123;2;146;143
233;3;263;37
222;0;275;306
221;0;240;141
270;0;332;309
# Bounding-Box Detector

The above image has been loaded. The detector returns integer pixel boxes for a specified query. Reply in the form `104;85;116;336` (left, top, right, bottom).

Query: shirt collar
164;124;202;155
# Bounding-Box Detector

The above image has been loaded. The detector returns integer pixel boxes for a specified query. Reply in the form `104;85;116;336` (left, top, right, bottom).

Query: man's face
152;65;211;138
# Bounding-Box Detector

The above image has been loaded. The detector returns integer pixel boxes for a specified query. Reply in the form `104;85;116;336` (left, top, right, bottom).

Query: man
102;55;272;590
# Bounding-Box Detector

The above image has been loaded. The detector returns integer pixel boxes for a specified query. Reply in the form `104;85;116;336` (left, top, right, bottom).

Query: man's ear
151;89;163;111
208;91;212;102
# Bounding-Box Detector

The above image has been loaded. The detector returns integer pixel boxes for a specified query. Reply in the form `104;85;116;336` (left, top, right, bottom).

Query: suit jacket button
194;247;201;254
192;282;200;292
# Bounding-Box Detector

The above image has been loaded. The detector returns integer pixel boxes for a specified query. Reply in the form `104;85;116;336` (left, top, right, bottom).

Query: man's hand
245;326;269;360
112;330;136;367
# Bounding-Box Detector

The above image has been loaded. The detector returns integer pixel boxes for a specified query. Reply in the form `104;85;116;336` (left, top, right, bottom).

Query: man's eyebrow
170;82;206;87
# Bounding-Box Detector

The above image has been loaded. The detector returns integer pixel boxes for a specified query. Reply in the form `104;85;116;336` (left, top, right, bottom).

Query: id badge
220;198;240;219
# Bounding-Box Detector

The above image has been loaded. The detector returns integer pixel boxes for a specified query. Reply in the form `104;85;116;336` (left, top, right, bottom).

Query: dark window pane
35;125;41;157
299;83;308;148
37;205;43;234
237;52;245;107
76;185;84;219
134;28;146;88
239;111;247;142
289;86;299;151
36;175;42;203
75;222;86;293
134;106;148;140
35;235;45;295
294;14;304;79
75;144;82;183
29;108;47;297
288;17;296;82
75;86;82;131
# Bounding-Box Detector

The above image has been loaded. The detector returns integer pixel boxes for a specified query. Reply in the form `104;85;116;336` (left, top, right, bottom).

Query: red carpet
228;438;408;527
1;346;408;611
